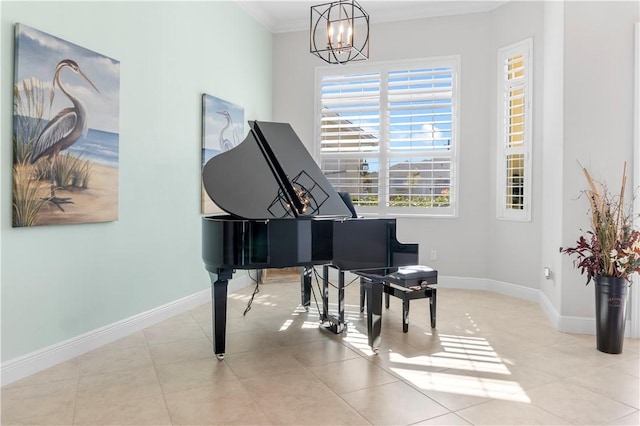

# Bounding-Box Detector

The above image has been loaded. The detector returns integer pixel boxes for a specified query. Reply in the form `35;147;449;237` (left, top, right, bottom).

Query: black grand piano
202;121;418;359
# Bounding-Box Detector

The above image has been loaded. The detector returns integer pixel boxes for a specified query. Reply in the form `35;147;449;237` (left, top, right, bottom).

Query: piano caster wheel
216;353;225;360
372;347;379;354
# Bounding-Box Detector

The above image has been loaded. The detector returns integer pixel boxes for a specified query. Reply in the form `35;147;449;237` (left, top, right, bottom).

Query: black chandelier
310;0;369;65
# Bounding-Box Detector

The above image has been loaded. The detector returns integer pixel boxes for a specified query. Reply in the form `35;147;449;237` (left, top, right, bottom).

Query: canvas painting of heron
12;23;120;227
201;94;244;214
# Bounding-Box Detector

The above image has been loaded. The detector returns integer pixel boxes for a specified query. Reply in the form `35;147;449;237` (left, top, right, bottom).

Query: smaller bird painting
217;110;240;152
31;59;99;211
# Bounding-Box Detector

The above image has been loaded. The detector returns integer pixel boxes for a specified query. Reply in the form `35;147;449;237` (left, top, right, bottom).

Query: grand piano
202;120;418;358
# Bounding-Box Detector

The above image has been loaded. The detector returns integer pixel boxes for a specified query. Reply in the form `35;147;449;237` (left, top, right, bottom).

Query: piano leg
322;265;329;322
337;270;345;329
363;278;383;353
359;278;366;313
301;266;312;311
211;268;233;360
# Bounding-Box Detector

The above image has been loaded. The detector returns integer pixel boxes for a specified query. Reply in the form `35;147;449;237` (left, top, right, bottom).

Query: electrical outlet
430;249;437;260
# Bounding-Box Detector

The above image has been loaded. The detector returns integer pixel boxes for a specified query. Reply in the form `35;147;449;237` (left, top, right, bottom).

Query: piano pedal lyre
321;317;347;334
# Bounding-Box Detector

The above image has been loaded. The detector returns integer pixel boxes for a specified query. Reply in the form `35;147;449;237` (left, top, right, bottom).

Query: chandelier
310;0;370;64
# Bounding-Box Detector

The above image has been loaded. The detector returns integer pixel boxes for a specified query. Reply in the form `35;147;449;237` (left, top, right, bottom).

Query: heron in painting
217;111;238;152
31;59;99;210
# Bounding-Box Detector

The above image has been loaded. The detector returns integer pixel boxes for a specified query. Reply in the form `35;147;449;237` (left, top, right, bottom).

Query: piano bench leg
430;288;437;329
364;279;383;353
402;299;410;333
381;284;437;333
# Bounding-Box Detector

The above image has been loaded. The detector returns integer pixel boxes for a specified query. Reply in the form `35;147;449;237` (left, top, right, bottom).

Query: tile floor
2;273;639;425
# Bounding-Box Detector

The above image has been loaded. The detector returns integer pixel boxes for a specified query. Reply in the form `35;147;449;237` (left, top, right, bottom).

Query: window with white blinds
497;39;532;221
315;57;459;216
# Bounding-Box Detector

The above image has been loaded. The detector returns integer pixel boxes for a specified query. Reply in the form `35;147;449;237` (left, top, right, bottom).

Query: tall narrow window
315;57;459;217
497;39;532;221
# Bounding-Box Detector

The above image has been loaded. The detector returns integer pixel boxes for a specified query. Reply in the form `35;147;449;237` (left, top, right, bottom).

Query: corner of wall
539;0;565;319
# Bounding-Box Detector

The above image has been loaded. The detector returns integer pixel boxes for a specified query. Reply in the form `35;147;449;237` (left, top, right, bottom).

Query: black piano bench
359;265;438;333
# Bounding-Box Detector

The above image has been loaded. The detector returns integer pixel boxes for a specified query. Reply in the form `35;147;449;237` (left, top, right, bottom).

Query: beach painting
12;23;120;227
201;94;244;214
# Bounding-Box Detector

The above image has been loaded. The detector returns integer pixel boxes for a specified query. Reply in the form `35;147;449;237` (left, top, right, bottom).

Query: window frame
496;38;533;222
314;56;461;218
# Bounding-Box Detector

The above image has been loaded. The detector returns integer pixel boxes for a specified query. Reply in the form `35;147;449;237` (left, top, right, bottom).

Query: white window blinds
316;57;459;216
497;39;532;221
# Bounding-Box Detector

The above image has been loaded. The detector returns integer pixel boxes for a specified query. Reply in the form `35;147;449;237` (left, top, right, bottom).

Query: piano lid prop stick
249;121;304;216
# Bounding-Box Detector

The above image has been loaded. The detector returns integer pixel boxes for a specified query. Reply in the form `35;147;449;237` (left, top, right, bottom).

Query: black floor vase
595;275;629;354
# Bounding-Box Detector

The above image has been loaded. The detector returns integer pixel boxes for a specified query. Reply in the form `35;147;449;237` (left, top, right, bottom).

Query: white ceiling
236;1;509;33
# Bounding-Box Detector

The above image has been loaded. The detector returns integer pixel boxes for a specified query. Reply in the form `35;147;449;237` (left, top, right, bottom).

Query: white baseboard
441;276;633;337
537;291;594;334
0;274;251;386
557;314;632;337
538;290;561;329
438;276;540;302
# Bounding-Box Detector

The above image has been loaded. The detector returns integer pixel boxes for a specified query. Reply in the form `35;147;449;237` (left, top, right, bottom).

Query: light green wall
0;1;272;362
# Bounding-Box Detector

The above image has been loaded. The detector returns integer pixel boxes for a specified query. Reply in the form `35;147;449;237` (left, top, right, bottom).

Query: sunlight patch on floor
270;293;532;403
277;306;319;331
389;333;531;403
277;304;347;332
279;319;294;331
301;321;320;329
342;322;377;356
392;368;531;402
465;312;482;332
388;350;510;375
228;291;277;307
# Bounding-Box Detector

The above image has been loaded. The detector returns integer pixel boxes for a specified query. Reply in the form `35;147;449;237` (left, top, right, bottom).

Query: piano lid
202;121;353;220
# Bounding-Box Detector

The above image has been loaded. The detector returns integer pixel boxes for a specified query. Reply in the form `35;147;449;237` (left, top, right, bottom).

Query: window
315;57;459;217
497;39;532;221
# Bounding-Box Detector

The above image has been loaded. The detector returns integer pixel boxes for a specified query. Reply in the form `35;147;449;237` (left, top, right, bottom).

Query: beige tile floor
2;274;639;425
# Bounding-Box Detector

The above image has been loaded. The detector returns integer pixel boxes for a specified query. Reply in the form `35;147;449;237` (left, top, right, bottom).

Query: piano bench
359;265;438;333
